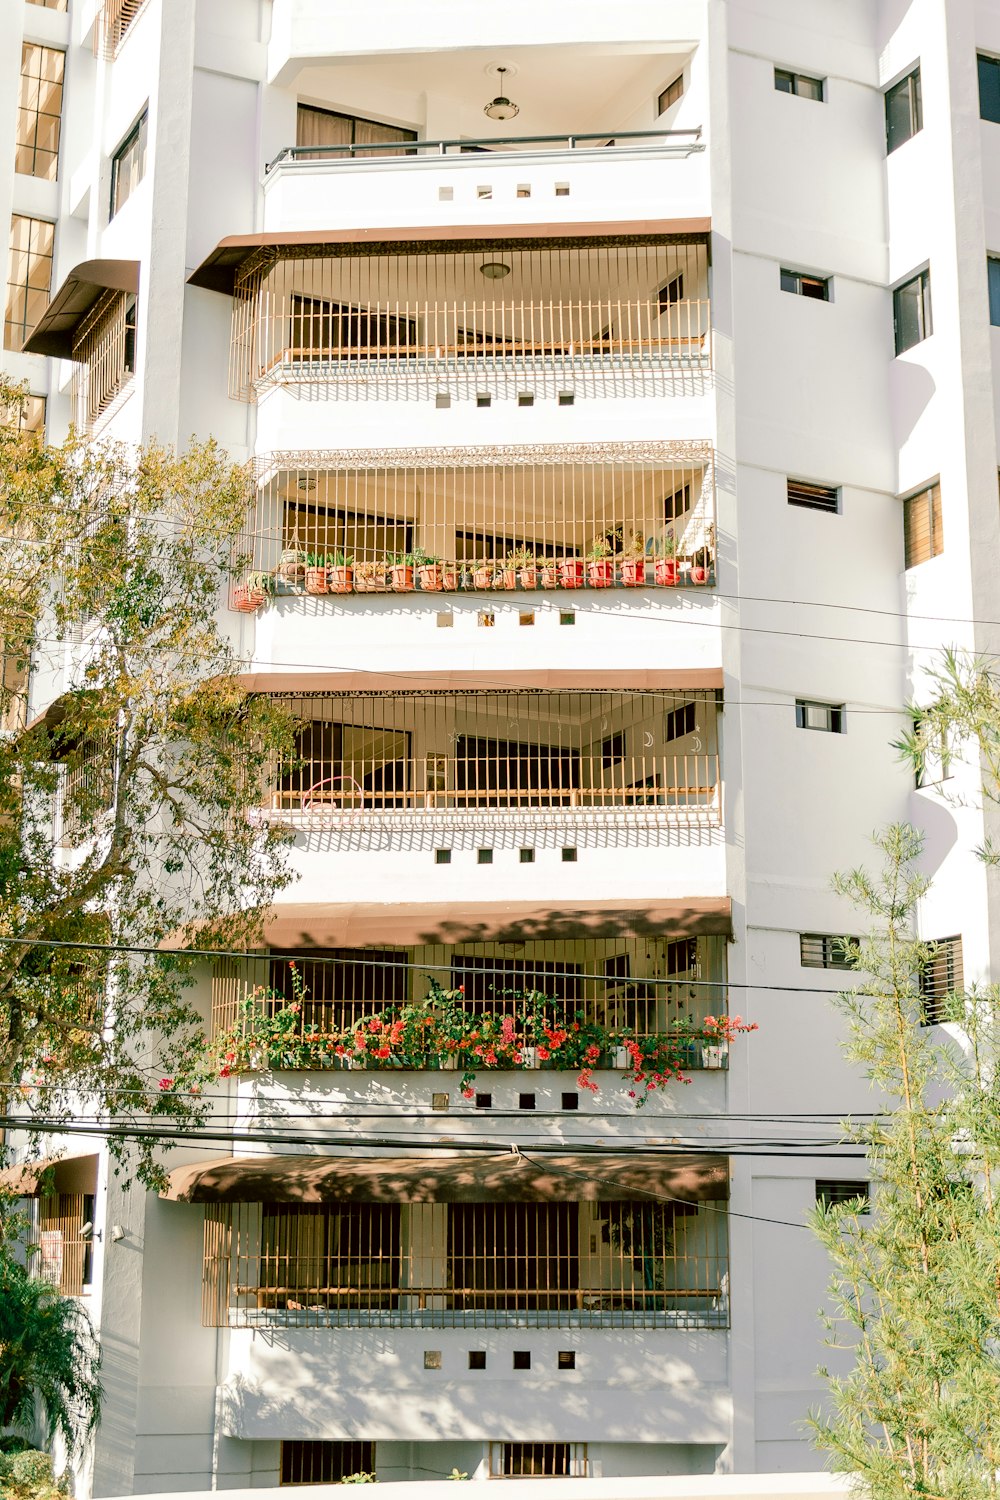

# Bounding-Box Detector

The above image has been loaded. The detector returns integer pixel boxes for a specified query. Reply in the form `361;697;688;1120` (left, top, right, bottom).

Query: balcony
236;449;716;607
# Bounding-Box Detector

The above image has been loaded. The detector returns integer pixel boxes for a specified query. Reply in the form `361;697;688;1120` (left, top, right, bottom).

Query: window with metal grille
893;269;932;354
774;68;824;101
903;482;942;567
913;715;952;788
280;1442;374;1486
979;53;1000;124
664;701;696;741
799;934;858;971
780;268;830;300
601;731;626;768
492;1444;587;1478
37;1190;96;1295
787;479;840;513
98;0;148;58
296;104;416;160
110;112;148;219
816;1180;870;1213
4;213;54;353
657;274;683;312
919;936;963;1026
268;950;408;1034
16;44;65;182
70;292;137;430
657;75;684;113
451;954;582;1006
885;68;922;151
795;700;845;734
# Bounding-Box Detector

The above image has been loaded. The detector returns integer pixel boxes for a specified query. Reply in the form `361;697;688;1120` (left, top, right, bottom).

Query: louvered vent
787;479;840;512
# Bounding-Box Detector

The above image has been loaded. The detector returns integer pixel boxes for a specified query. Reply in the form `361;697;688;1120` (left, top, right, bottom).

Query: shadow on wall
890;359;935;451
911;790;959;881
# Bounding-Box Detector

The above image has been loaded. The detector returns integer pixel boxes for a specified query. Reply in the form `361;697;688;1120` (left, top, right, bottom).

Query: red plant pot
328;567;353;594
472;567;493;590
391;565;414;592
689;564;709;585
233;585;266;612
587;559;615;588
539;567;558;589
441;569;458;592
498;569;517;590
620;558;646;587
519;568;538;590
304;567;329;595
655;558;679;587
559;559;585;589
418;565;444;592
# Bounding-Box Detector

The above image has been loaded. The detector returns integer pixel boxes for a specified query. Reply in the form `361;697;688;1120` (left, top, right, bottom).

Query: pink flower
158;1077;174;1091
536;1045;550;1061
219;1065;231;1078
375;1045;391;1059
188;1083;201;1095
461;1087;475;1099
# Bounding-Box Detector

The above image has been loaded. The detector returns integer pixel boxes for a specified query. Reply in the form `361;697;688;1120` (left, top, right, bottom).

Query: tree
811;822;1000;1498
0;380;295;1187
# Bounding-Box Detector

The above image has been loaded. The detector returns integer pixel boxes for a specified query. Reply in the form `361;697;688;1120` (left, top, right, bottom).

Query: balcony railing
204;1197;729;1330
266;128;704;173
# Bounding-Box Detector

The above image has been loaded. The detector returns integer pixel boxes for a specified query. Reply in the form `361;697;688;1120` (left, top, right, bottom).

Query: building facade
3;0;999;1492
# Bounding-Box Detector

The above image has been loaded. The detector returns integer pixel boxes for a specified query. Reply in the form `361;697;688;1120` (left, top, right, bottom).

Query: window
16;44;65;181
657;274;683;312
979;53;1000;124
893;269;932;354
4;214;54;352
795;700;845;733
657;75;684;113
780;268;830;300
774;68;824;101
903;481;943;567
885;68;922;151
913;714;952;788
100;0;147;56
920;935;963;1025
71;292;137;430
816;1180;870;1213
664;701;696;741
2;390;46;434
989;256;1000;325
491;1443;587;1477
30;0;68;8
787;479;840;513
295;104;416;160
601;731;626;768
280;1442;374;1486
799;933;858;970
110;112;148;218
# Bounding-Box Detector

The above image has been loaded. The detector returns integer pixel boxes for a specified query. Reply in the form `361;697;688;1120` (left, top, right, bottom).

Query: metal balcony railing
266;128;704;173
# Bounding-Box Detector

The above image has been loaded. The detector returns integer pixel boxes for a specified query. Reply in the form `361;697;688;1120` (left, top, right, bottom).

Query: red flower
188;1083;201;1095
158;1077;174;1091
225;1051;236;1063
536;1045;550;1061
461;1087;475;1099
375;1045;391;1059
219;1065;231;1078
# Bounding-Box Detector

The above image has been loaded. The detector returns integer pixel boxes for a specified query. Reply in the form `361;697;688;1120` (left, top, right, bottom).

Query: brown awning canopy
161;1151;729;1204
240;669;723;695
189;219;712;296
263;897;731;950
23;260;140;357
0;1152;99;1198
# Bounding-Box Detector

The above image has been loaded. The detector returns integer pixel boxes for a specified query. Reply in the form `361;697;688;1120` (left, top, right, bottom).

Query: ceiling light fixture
484;66;519;121
479;261;512;280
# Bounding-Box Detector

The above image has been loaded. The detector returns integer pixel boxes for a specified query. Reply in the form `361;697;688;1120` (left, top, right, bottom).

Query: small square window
893;269;932;354
519;611;535;626
435;392;451;409
774;68;824;101
558;391;575;406
519;1092;536;1109
559;611;575;626
979;54;1000;124
477;185;492;200
436;612;454;628
478;611;495;627
787;479;840;513
435;849;452;865
886;67;922;151
780;268;830;300
431;1093;450;1111
816;1180;870;1213
557;1351;576;1370
799;933;858;970
476;393;491;408
518;392;534;407
424;1350;442;1369
555;182;570;196
561;1092;579;1110
477;848;493;864
438;186;454;201
468;1350;487;1369
519;847;535;863
513;1351;531;1370
517;183;531;198
657;75;684;112
561;847;578;862
475;1092;492;1110
795;699;845;734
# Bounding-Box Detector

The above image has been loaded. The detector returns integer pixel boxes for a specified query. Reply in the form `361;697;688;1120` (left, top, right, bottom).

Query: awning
262;897;732;949
189;219;712;296
240;669;723;696
22;260;140;358
0;1152;99;1197
162;1151;729;1204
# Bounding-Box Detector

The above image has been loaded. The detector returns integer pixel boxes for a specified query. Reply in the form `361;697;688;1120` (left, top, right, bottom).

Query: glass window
4;214;54;353
989;256;1000;325
885;68;922;152
774;68;824;100
903;482;943;567
816;1181;870;1212
295;105;416;160
2;391;46;434
780;268;830;300
979;54;1000;124
110;112;148;218
657;75;684;113
893;268;932;354
16;44;65;181
795;700;845;734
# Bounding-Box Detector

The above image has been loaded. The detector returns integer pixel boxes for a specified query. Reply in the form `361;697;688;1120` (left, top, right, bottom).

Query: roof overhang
161;1150;730;1204
188;219;712;295
239;669;723;695
23;259;140;358
260;897;732;949
0;1152;99;1198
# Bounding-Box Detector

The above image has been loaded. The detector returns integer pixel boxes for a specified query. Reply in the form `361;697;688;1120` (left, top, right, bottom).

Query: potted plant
390;552;415;592
587;538;615;588
620;532;647;587
354;559;390;592
275;540;308;591
416;551;445;592
233;570;273;612
688;534;712;586
538;559;558;589
328;551;354;593
440;563;459;592
507;546;537;590
655;535;678;587
304;552;330;595
558;554;585;589
471;558;494;590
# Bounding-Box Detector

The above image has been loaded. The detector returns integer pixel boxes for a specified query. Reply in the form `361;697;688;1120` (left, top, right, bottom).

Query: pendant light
484;66;519;122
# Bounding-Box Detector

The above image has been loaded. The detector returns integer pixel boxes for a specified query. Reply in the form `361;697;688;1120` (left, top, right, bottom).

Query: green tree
0;381;295;1187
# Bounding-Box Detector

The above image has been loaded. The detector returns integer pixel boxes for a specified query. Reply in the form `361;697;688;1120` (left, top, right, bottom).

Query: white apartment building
2;0;998;1493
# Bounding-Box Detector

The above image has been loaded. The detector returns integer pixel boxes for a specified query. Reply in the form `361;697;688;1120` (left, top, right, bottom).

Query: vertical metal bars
70;290;136;432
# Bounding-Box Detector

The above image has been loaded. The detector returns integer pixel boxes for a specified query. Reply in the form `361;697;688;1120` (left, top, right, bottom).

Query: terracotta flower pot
519;567;538;590
233;585;266;612
559;559;585;590
472;566;493;590
355;565;389;593
498;569;517;590
441;568;458;591
418;565;444;592
539;566;558;589
587;559;615;588
620;558;646;587
304;566;329;595
655;558;679;586
690;564;709;585
391;565;414;592
328;566;353;594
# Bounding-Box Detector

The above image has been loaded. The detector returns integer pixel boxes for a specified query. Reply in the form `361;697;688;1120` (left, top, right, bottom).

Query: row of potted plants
232;538;714;611
185;975;757;1105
